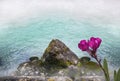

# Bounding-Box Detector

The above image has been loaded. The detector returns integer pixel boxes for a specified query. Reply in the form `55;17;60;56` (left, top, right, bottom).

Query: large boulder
41;39;79;68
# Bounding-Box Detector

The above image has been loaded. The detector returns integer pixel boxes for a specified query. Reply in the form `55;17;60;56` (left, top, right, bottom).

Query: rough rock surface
0;76;104;81
41;39;79;67
16;60;45;76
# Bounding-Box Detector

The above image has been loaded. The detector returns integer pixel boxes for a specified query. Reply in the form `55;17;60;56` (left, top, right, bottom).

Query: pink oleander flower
78;37;111;81
78;37;102;52
88;37;102;51
78;40;89;51
78;37;102;58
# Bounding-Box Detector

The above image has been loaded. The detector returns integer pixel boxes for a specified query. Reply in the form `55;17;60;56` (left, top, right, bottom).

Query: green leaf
114;70;117;81
103;59;110;81
116;68;120;81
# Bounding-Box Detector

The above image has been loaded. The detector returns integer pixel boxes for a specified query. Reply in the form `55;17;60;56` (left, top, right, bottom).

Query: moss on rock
29;56;39;61
41;39;79;68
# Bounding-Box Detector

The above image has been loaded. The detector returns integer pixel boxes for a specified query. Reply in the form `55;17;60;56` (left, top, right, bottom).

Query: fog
0;0;120;24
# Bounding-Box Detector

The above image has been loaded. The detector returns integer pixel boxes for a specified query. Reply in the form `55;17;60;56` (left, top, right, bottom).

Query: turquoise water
0;15;120;76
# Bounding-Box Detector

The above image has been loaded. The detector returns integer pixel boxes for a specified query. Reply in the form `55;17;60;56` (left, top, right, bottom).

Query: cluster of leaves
103;59;120;81
114;68;120;81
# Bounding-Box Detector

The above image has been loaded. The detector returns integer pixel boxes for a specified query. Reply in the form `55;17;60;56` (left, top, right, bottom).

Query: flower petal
78;40;89;51
89;37;102;51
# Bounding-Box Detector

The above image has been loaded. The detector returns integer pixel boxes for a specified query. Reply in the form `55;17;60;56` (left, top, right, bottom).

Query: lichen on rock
41;39;79;68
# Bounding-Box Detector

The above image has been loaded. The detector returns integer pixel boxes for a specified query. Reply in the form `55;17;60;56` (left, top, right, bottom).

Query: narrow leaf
116;68;120;81
103;59;110;81
114;70;117;81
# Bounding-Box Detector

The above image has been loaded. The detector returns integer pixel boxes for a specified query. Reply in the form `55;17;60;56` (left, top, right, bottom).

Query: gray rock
47;76;73;81
0;76;104;81
79;57;91;64
16;60;45;76
29;56;39;61
0;76;46;81
41;39;79;68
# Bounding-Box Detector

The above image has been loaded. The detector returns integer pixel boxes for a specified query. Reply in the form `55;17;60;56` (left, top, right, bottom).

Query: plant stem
94;57;110;81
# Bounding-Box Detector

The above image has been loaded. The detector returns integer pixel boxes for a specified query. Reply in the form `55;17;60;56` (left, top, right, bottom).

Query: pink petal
89;37;102;50
78;40;89;51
